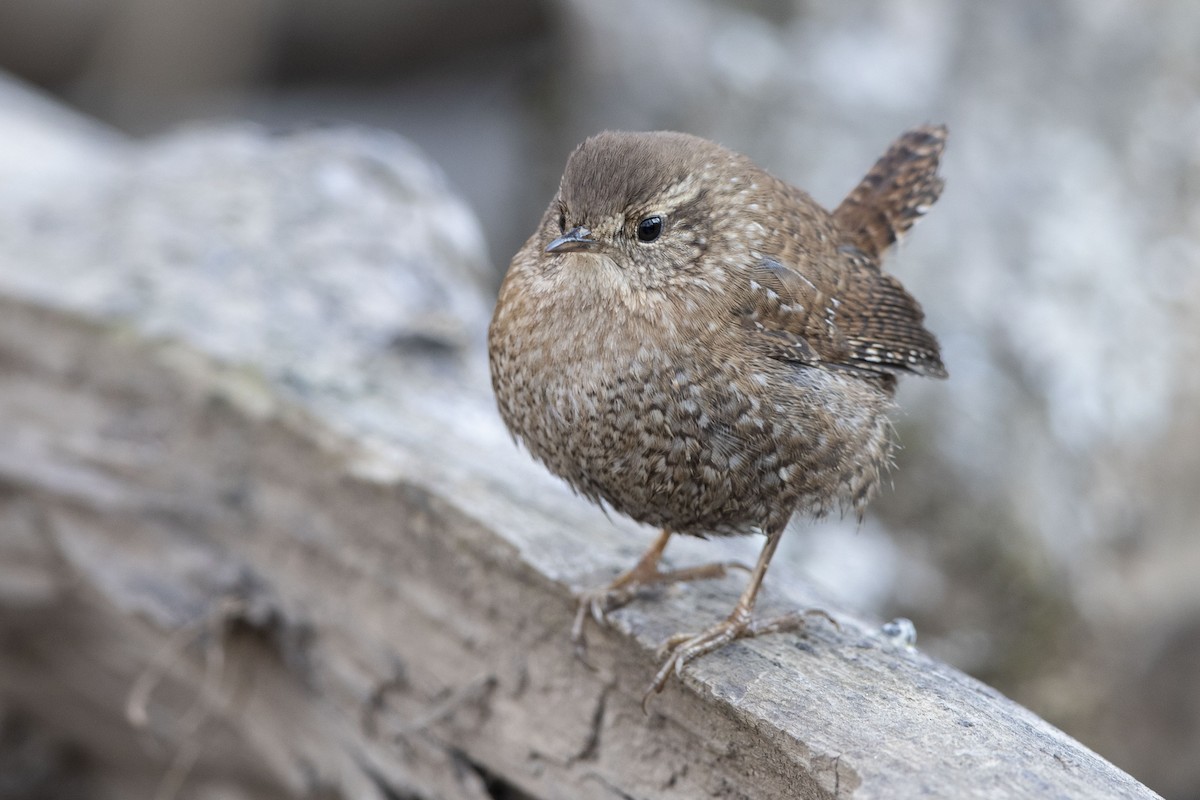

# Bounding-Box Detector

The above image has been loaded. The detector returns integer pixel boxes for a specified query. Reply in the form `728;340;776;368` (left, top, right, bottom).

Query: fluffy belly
493;335;893;536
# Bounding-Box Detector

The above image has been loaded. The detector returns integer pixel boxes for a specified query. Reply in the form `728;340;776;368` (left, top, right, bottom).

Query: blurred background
1;0;1198;797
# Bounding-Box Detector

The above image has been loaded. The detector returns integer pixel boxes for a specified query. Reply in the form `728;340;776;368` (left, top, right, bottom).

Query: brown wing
736;254;944;381
734;258;853;368
834;245;947;378
737;125;949;380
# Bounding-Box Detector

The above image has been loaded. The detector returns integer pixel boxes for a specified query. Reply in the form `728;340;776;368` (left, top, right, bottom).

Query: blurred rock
0;83;492;399
0;76;128;186
0;0;549;270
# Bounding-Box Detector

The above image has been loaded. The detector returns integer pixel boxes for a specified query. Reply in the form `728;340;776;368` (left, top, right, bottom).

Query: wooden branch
0;77;1160;799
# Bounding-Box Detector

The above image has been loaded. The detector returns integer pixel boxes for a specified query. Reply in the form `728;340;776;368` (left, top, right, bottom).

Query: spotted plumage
488;126;948;699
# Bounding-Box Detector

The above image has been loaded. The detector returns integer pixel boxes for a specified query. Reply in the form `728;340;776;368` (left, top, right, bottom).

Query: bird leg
571;528;749;658
644;527;837;706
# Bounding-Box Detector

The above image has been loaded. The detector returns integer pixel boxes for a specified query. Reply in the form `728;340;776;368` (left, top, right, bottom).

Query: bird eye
636;215;664;243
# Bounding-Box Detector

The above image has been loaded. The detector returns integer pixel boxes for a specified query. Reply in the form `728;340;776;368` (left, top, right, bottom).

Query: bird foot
570;561;750;664
643;606;838;709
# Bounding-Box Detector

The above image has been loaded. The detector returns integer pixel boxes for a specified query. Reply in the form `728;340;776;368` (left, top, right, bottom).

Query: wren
488;126;947;702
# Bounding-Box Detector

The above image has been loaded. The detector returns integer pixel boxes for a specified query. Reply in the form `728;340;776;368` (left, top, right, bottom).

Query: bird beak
546;226;596;254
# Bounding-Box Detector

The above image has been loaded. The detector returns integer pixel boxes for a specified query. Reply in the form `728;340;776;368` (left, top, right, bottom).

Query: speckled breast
490;301;894;536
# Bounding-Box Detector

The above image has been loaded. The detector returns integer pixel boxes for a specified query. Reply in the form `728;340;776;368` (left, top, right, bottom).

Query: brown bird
488;126;947;701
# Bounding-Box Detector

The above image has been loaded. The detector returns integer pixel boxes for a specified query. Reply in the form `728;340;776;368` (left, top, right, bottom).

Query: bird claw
570;595;602;666
570;560;743;664
647;608;753;698
641;606;837;711
748;607;840;637
590;590;621;626
571;585;635;666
